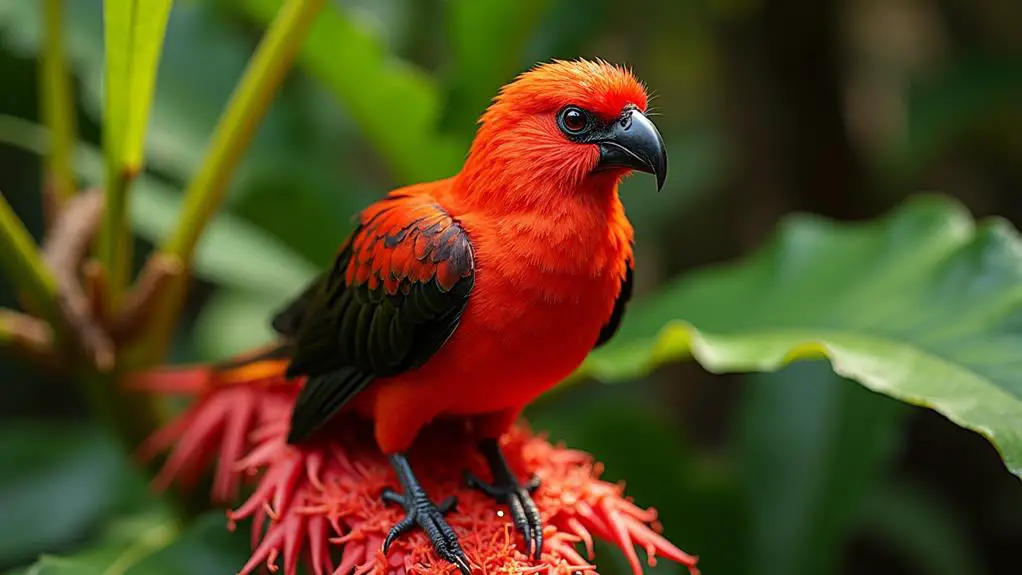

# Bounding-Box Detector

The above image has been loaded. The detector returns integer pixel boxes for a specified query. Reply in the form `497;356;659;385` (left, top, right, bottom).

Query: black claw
464;471;504;499
383;514;415;553
450;554;472;575
469;440;545;561
384;454;472;574
381;487;406;506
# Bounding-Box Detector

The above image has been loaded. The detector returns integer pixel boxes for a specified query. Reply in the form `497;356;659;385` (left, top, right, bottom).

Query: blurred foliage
10;512;250;575
0;423;137;567
1;0;1021;574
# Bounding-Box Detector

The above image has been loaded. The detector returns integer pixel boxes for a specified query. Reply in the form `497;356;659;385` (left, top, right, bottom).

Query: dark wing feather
594;260;633;349
283;194;474;444
270;273;325;338
288;367;374;443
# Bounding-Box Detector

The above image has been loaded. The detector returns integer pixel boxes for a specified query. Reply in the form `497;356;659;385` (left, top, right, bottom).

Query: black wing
593;260;633;348
282;195;474;444
270;273;324;339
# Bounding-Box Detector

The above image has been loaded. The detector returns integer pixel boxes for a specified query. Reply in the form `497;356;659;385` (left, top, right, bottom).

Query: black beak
595;108;667;191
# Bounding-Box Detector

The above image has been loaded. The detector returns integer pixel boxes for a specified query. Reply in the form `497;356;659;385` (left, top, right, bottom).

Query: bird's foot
466;438;544;560
380;486;470;575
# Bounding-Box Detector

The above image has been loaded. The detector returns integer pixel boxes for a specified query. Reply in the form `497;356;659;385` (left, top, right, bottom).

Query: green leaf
738;362;904;575
99;0;174;297
0;422;132;566
102;0;173;172
585;194;1022;479
228;0;466;183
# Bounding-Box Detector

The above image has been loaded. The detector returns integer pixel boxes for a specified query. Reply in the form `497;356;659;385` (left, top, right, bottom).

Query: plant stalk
0;191;62;329
40;0;79;211
98;0;175;309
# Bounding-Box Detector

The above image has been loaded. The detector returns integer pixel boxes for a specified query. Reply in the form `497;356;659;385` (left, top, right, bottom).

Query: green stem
0;191;62;328
96;171;132;309
163;0;325;261
99;0;175;310
40;0;79;208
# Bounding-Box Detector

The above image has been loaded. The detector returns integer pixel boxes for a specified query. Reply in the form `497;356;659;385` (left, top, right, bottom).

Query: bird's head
458;59;667;209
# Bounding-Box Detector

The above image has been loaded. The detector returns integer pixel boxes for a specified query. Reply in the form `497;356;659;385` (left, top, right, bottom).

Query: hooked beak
595;108;667;191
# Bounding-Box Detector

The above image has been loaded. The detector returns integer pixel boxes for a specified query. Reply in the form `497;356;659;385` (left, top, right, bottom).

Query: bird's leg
465;438;543;560
381;453;471;575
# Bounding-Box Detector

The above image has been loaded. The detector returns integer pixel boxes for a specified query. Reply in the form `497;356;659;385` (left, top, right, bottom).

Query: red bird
208;59;665;574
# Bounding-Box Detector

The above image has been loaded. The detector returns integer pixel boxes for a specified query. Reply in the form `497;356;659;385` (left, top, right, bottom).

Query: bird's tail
126;342;295;396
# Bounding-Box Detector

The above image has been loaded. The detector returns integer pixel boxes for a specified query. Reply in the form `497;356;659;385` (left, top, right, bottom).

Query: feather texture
283;192;474;443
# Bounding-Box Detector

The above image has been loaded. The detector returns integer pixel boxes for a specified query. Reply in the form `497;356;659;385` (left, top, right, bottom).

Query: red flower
131;365;700;575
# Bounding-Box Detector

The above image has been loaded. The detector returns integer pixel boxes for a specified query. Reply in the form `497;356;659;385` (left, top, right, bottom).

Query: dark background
1;1;1021;574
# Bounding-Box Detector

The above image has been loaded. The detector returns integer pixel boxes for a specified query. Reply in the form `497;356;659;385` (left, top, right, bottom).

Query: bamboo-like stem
95;172;132;310
98;0;175;310
0;191;62;329
163;0;326;261
40;0;79;213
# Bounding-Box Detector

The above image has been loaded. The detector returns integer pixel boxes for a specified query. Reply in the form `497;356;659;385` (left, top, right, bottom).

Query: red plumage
277;60;650;455
132;59;670;574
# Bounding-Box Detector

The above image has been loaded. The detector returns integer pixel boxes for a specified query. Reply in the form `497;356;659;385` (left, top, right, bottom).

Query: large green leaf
585;195;1022;479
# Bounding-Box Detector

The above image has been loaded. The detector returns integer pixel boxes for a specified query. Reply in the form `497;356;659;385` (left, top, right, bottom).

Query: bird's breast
424;207;632;413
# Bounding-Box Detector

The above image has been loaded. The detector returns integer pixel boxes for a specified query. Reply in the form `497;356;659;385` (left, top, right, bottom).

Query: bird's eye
558;106;589;135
